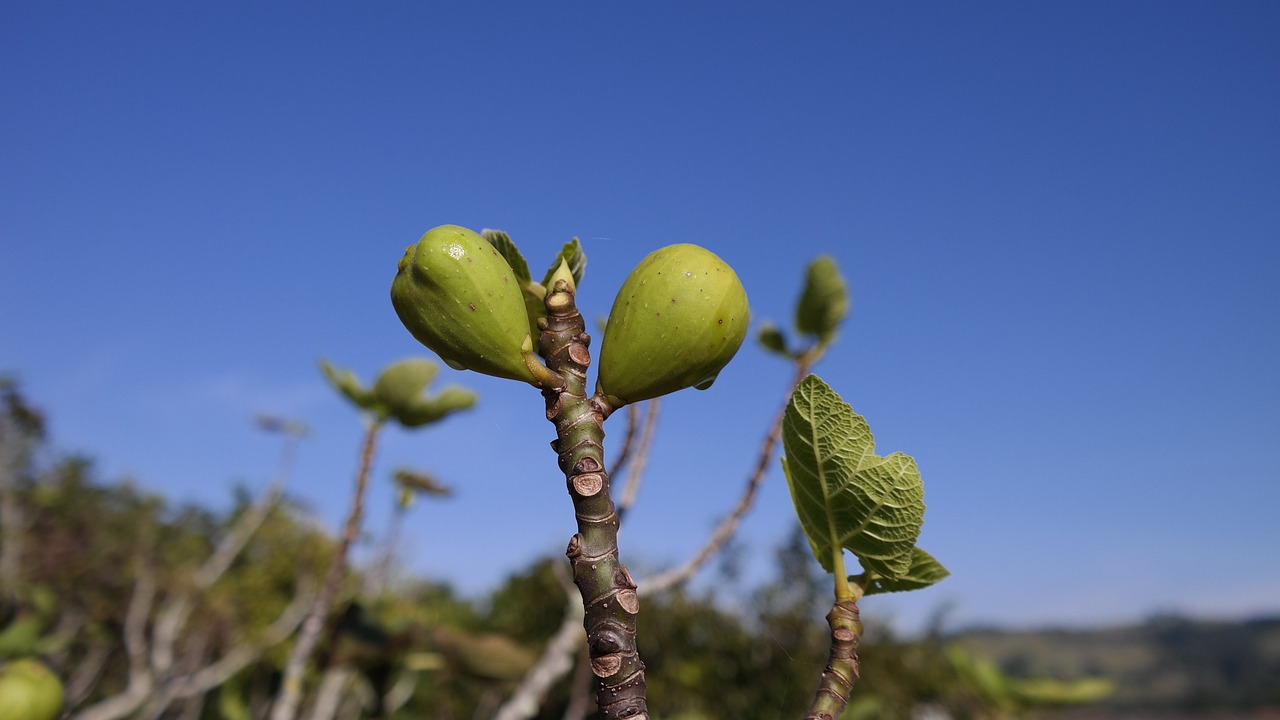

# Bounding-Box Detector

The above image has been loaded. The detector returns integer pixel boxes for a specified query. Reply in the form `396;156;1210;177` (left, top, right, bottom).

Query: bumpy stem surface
538;279;648;720
803;600;862;720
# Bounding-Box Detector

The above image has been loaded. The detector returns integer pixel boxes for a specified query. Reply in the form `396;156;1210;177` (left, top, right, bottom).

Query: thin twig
561;647;595;720
65;643;112;709
491;595;585;720
363;502;405;599
616;399;660;519
638;359;811;597
161;578;315;700
141;629;212;720
113;578;313;720
383;672;418;716
154;428;300;675
610;404;642;478
46;606;87;667
307;666;355;720
492;563;585;720
153;482;287;672
272;420;383;720
72;553;157;720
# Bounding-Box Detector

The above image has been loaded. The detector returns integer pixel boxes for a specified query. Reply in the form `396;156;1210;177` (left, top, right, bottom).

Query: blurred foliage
956;615;1280;716
1;382;1270;719
320;358;476;428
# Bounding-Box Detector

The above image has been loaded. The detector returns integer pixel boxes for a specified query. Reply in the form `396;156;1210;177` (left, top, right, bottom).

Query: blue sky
2;2;1278;632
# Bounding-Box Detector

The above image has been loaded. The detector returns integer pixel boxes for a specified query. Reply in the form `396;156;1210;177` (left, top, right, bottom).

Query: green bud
757;322;790;357
596;244;749;407
0;658;64;720
391;225;545;385
795;255;849;345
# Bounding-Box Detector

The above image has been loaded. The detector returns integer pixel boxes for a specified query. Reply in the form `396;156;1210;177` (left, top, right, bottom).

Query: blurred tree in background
7;378;1274;719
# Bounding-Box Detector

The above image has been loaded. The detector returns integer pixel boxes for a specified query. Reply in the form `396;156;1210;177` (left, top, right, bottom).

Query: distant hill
952;614;1280;716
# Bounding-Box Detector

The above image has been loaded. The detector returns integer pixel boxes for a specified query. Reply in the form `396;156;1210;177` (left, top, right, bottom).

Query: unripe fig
596;244;749;407
392;225;546;385
0;658;64;720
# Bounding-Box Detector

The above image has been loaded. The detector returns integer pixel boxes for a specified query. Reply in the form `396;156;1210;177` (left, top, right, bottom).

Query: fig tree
392;225;551;386
596;244;748;407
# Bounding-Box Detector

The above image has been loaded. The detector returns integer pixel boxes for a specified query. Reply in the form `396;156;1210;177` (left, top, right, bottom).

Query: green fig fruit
596;244;749;407
391;225;546;385
0;658;64;720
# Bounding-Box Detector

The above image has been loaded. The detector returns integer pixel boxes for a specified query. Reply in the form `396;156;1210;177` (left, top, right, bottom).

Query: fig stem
802;599;863;720
537;277;648;720
522;352;565;391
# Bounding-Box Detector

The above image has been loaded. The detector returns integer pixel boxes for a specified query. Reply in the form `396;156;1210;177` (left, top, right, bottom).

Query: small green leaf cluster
0;588;62;660
781;374;947;599
320;358;475;428
389;225;750;411
758;256;849;361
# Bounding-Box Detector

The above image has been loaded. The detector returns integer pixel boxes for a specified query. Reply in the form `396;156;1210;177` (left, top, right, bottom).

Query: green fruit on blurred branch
596;244;749;408
0;658;64;720
391;225;547;385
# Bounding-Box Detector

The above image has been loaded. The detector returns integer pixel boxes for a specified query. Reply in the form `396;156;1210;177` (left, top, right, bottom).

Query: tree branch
148;424;300;682
561;647;595;720
615;399;659;520
65;642;112;709
492;564;585;720
802;600;862;720
152;470;290;675
161;578;315;701
538;276;648;720
272;421;382;720
307;665;355;720
382;672;418;717
72;557;157;720
638;359;811;596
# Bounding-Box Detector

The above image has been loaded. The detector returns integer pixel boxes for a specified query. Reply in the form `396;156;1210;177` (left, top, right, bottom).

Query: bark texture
803;599;862;720
539;280;648;720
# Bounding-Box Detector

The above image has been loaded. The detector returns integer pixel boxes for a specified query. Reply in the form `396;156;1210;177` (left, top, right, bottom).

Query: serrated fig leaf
482;229;532;285
541;238;586;288
781;374;924;579
795;256;849;344
858;547;949;595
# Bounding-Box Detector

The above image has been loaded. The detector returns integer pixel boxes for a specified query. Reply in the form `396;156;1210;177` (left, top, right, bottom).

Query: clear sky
2;2;1278;633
